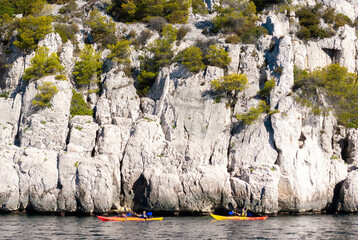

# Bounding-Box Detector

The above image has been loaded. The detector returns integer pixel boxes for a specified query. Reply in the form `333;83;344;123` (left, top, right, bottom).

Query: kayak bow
97;216;163;222
210;213;268;221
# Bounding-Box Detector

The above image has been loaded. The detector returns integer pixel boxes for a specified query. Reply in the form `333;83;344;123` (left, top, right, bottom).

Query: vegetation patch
72;45;102;87
14;15;53;51
211;73;248;99
70;90;93;117
136;25;177;96
296;4;352;41
176;46;205;73
110;0;190;24
86;9;117;47
212;0;267;44
32;82;59;108
108;39;131;64
54;23;79;43
236;101;277;125
23;46;64;82
293;64;358;128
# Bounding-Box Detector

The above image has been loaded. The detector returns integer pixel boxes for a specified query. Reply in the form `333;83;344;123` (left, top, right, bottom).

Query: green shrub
58;1;78;14
148;24;177;67
54;23;79;43
110;0;190;24
0;91;9;99
213;1;258;39
211;73;248;99
14;15;53;51
86;9;117;47
296;4;349;40
55;74;68;81
258;79;275;99
136;25;177;96
236;101;270;125
23;46;64;81
70;90;93;116
205;45;231;68
293;64;358;128
176;46;205;73
241;26;268;44
32;82;59;108
108;39;131;64
192;0;207;14
72;45;102;87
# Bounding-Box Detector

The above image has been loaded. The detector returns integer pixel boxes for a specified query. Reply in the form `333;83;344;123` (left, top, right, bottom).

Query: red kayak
97;216;163;222
210;213;268;220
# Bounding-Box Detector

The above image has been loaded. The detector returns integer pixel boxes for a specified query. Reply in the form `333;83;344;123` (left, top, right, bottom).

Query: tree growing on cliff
107;39;131;64
14;15;53;52
211;73;248;99
110;0;190;24
205;45;231;68
176;46;205;73
23;46;64;82
136;24;177;96
32;81;59;108
72;45;102;87
85;9;117;47
294;64;358;128
70;90;93;117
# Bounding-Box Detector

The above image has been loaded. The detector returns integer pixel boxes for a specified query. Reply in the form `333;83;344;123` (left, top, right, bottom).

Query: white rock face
18;148;59;212
0;149;20;211
1;2;358;214
19;76;72;151
339;171;358;212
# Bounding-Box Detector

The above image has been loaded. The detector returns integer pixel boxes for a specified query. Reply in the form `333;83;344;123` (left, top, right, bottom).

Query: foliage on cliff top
176;46;205;73
23;46;64;81
213;0;267;43
293;64;358;128
136;24;177;96
205;45;231;68
0;0;46;17
109;0;190;24
86;9;117;47
73;45;102;87
70;90;93;117
211;73;248;99
32;81;59;108
14;15;53;51
296;4;352;41
108;39;131;64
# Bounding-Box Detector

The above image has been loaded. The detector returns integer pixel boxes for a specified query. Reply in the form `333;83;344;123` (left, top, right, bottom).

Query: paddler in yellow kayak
134;210;150;219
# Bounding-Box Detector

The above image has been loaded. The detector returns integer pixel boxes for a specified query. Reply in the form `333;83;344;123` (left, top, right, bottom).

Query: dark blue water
0;214;357;239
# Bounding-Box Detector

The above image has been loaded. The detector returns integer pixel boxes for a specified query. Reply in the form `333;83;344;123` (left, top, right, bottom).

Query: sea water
0;214;357;239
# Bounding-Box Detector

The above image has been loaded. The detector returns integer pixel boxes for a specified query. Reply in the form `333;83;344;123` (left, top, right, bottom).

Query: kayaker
135;211;148;219
241;208;247;217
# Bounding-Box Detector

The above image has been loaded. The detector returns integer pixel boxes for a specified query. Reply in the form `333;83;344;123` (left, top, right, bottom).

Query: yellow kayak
210;213;268;221
97;216;163;221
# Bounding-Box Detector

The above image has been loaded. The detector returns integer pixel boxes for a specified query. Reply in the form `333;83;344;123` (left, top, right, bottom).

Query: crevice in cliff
326;180;344;213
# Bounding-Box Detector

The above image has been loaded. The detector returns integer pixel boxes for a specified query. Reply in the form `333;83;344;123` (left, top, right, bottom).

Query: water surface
0;214;357;239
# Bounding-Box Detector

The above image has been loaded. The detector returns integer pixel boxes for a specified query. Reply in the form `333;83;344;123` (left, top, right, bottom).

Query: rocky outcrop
0;0;358;215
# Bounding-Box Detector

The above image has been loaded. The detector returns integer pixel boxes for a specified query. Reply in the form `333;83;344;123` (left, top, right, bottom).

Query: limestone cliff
0;0;358;215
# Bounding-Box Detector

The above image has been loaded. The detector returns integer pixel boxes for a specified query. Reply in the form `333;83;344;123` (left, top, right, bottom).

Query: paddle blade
247;213;252;216
147;212;153;216
126;213;132;216
229;212;234;215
